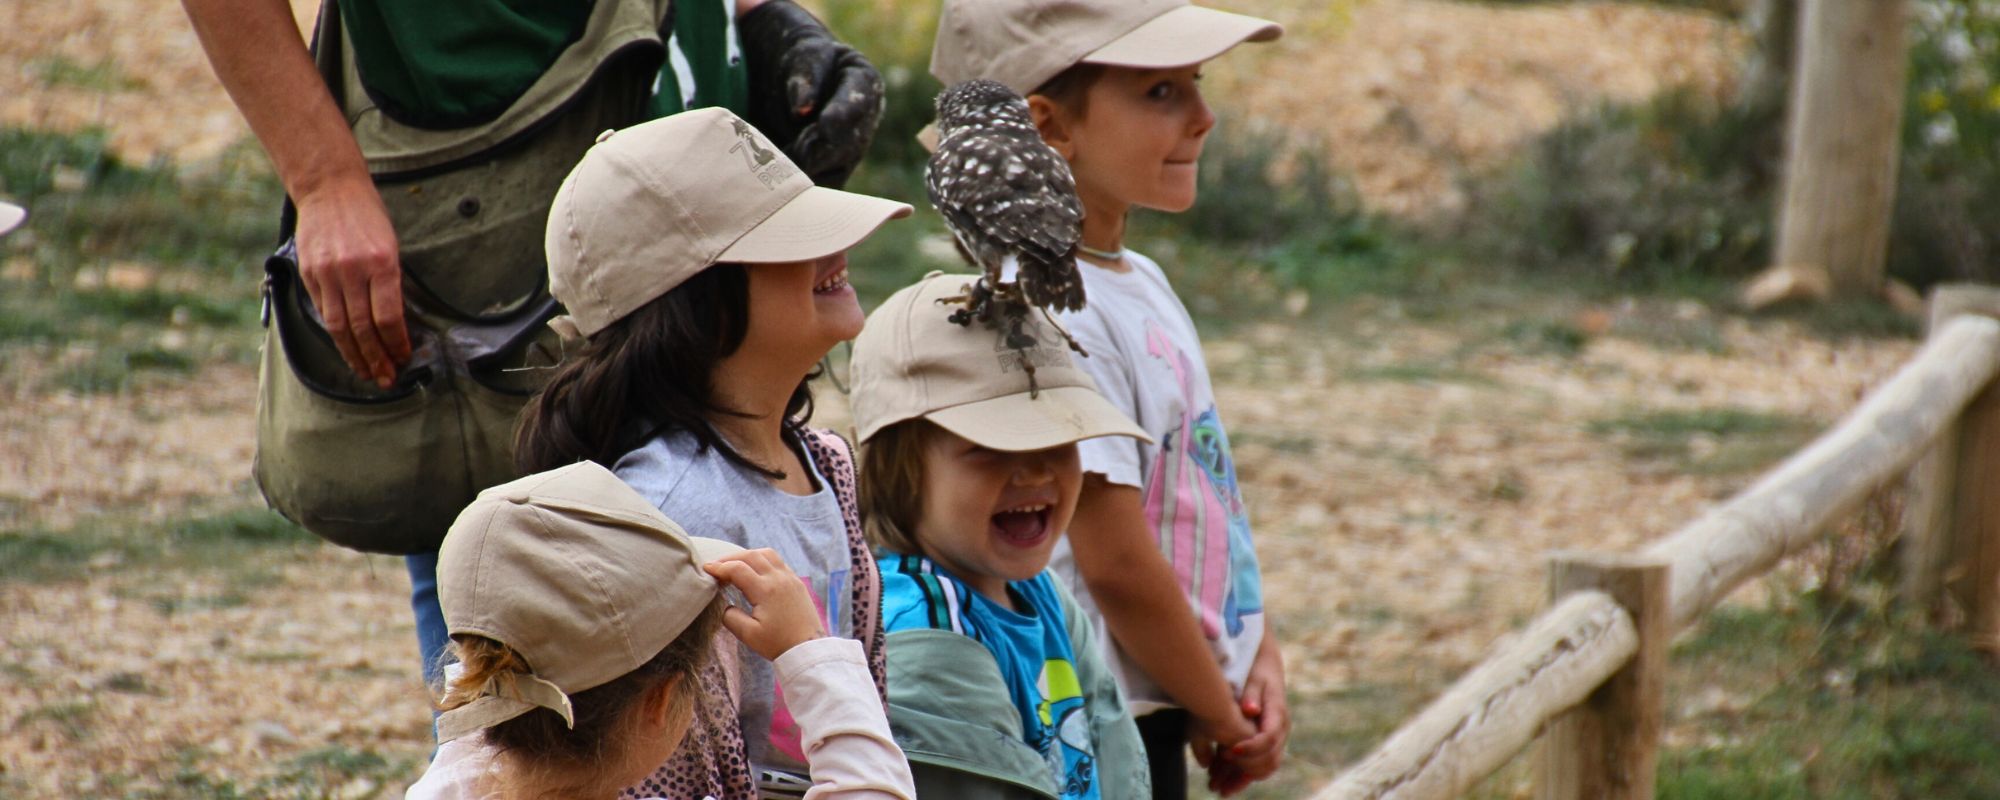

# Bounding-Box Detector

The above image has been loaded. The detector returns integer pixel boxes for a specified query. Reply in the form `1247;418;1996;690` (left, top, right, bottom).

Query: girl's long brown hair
515;264;816;478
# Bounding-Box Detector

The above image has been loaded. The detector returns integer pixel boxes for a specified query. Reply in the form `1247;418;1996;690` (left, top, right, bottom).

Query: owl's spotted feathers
928;79;1086;312
926;80;1087;393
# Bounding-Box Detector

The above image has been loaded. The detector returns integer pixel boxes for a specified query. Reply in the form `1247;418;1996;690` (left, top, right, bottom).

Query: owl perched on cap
926;80;1087;391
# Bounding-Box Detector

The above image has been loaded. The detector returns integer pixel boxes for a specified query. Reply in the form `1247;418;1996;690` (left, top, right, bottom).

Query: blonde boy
931;2;1289;796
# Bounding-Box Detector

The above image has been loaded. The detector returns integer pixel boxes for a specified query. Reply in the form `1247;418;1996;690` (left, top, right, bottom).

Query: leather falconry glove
738;0;884;188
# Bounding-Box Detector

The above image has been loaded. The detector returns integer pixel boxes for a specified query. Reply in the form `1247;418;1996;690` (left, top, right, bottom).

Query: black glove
738;0;883;188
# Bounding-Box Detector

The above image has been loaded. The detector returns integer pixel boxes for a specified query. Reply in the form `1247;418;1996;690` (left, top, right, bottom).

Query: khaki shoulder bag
253;0;660;553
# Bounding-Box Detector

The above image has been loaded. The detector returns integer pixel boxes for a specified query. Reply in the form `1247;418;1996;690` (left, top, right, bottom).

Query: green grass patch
1588;407;1818;476
0;127;280;273
1776;297;1925;342
113;743;410;800
28;56;145;92
1659;604;2000;799
1589;407;1808;439
1501;318;1591;357
1345;361;1495;385
0;126;275;390
51;344;201;394
1610;311;1733;354
0;506;315;584
14;700;97;742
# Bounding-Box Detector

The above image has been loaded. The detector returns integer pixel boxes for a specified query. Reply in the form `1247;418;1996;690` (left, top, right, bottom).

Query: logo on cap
994;331;1070;375
730;119;797;189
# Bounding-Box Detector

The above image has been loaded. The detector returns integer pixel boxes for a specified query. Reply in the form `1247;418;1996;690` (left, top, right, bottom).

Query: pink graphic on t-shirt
1143;323;1234;640
765;574;831;763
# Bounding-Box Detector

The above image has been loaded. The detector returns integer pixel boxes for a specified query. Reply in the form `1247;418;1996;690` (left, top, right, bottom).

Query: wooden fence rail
1643;312;2000;631
1315;591;1637;800
1311;289;2000;800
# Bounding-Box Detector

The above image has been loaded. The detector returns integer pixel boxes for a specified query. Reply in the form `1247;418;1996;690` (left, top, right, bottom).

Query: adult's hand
180;0;411;387
738;0;884;188
294;178;411;389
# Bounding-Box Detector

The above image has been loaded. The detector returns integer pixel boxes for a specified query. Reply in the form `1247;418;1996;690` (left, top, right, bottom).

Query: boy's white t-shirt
1048;250;1267;716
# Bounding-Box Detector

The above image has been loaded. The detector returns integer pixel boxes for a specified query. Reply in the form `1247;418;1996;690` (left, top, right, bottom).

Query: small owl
926;79;1087;392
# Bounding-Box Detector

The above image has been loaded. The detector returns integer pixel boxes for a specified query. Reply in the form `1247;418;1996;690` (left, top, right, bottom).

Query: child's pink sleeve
773;638;916;800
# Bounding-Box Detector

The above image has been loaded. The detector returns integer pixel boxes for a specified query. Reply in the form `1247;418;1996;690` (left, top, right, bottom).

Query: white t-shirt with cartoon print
1048;250;1267;716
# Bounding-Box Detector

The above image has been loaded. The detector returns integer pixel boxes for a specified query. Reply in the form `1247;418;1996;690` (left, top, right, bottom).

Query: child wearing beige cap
930;1;1290;796
849;272;1155;800
513;107;911;798
405;462;916;800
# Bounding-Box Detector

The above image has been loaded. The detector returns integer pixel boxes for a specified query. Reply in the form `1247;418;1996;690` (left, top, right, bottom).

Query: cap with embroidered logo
432;461;743;743
849;272;1148;451
545;108;912;340
930;0;1283;97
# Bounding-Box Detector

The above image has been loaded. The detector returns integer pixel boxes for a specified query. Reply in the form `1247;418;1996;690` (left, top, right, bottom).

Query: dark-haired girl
514;108;911;799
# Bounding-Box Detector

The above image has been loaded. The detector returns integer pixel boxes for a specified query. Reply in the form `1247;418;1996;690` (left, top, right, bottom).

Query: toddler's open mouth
990;501;1052;547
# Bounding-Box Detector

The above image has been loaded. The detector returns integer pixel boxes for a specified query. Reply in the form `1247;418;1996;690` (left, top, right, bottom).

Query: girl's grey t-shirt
613;429;855;784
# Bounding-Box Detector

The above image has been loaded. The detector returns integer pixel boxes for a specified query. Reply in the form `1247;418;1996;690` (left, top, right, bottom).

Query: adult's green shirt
339;0;747;129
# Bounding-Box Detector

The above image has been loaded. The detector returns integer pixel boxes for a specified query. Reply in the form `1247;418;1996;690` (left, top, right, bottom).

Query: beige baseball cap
433;461;743;743
930;0;1283;96
850;272;1149;451
545;108;912;339
0;202;24;237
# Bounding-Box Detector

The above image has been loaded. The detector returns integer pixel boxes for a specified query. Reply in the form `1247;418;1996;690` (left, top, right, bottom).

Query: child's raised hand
704;549;826;662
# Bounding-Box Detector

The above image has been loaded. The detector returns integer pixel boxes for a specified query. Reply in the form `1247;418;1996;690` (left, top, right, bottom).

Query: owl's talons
1019;353;1041;399
1037;306;1088;357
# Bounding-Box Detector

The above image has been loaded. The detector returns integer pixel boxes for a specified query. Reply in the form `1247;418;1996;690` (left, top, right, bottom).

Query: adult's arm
182;0;411;389
1068;478;1256;753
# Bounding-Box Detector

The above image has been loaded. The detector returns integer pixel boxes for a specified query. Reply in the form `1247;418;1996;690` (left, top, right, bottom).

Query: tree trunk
1771;0;1912;298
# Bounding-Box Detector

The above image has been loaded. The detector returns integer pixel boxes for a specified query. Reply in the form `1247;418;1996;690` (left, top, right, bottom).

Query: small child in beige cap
405;461;915;800
849;272;1152;799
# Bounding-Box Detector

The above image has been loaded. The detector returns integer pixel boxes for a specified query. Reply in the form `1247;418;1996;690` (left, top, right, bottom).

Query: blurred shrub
1456;0;1998;291
1889;0;1999;287
816;0;943;172
1135;118;1422;318
1459;90;1782;285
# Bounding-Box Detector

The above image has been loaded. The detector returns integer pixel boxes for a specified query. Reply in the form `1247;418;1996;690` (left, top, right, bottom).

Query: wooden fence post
1901;285;2000;640
1770;0;1911;297
1538;553;1669;800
